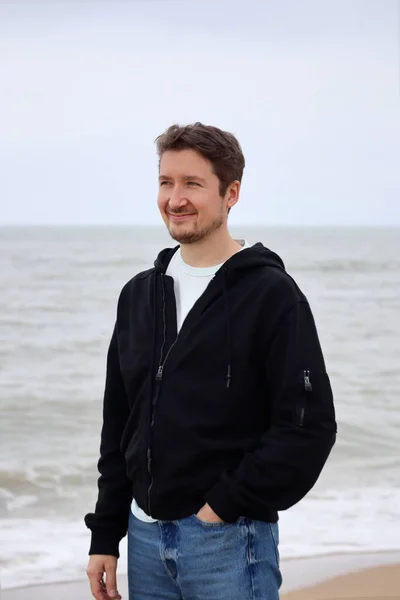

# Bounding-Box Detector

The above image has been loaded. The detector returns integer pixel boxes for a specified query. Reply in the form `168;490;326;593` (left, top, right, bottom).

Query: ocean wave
0;464;97;515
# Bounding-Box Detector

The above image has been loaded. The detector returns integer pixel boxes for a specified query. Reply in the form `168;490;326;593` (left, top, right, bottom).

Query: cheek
157;191;168;212
200;199;220;218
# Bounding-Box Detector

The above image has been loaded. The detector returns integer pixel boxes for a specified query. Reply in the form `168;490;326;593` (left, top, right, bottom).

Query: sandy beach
2;552;400;599
283;563;400;599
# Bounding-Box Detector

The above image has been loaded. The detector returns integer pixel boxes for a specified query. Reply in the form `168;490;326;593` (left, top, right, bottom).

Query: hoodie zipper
298;370;312;427
146;269;226;515
146;273;178;516
147;341;179;515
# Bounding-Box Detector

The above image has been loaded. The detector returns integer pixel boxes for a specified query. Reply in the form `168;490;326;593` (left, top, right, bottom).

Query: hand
195;503;225;523
86;555;122;600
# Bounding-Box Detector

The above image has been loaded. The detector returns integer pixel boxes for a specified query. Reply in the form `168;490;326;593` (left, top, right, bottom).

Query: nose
167;185;189;211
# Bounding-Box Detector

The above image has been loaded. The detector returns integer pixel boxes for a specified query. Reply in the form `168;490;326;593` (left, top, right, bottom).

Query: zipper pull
226;364;232;388
304;370;312;391
156;365;164;382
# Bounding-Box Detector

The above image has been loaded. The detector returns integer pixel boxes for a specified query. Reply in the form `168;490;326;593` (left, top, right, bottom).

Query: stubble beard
167;211;225;244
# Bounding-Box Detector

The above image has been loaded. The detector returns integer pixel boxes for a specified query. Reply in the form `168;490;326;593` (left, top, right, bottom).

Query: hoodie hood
154;242;286;280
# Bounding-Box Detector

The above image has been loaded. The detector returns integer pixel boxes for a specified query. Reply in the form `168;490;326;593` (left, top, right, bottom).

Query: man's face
157;149;230;244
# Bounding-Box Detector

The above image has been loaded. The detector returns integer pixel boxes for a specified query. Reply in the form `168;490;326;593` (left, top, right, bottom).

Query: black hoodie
84;243;337;557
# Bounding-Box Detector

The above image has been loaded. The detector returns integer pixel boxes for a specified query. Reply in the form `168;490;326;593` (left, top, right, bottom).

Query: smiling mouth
168;213;196;220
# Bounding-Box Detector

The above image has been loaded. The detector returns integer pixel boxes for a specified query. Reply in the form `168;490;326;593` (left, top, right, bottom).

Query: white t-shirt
131;239;250;522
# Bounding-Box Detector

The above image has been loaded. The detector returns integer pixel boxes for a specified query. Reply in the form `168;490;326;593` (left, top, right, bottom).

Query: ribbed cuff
204;481;242;523
88;529;124;558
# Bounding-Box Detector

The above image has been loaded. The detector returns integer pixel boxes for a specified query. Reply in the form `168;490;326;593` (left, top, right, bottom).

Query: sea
1;226;400;590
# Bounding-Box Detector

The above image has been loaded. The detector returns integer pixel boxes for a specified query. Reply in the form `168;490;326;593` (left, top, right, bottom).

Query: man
85;122;337;600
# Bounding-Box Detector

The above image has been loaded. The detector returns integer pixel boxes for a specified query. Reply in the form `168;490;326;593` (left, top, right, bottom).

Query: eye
160;181;171;187
187;181;199;187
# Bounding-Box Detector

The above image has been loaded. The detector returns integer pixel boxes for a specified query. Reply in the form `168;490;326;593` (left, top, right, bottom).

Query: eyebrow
158;174;207;184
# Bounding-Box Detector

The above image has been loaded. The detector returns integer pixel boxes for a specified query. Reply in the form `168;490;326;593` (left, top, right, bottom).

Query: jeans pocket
190;514;245;527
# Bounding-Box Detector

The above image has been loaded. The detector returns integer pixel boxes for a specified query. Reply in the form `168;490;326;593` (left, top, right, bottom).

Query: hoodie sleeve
205;300;337;523
84;322;133;557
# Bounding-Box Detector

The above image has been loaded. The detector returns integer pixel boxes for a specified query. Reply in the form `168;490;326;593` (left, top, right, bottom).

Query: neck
179;228;242;268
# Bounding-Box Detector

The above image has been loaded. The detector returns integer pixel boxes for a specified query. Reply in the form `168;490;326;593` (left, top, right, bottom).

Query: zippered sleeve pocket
297;369;312;427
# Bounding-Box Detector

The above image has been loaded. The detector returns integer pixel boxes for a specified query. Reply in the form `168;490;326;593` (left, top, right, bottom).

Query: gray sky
0;0;399;226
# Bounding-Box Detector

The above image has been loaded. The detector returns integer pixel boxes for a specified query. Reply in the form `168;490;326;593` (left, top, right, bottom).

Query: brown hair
155;122;245;197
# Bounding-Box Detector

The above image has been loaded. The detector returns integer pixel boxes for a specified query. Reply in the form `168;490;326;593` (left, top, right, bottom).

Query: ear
225;180;241;211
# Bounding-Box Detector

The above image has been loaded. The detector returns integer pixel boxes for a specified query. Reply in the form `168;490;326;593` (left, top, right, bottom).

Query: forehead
159;149;215;178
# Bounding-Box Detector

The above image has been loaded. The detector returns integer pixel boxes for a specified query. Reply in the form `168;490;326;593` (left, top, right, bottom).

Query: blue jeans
127;511;282;599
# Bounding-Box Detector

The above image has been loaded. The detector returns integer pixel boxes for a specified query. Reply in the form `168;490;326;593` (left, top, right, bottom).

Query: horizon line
1;223;399;229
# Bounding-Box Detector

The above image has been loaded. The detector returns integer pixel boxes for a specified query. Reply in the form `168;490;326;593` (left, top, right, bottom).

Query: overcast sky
0;0;399;226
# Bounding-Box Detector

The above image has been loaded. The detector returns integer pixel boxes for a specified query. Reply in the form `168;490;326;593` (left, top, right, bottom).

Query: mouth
167;213;196;222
